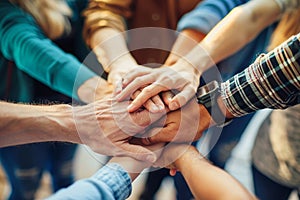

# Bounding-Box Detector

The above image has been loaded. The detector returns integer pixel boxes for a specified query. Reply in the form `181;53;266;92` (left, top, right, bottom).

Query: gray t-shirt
252;105;300;187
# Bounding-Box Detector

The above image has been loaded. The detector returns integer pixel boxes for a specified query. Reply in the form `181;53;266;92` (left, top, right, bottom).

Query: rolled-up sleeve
83;0;133;47
177;0;248;34
221;33;300;117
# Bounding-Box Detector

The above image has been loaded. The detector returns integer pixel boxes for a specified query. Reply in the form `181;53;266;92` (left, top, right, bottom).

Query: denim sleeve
0;0;96;101
47;163;132;200
177;0;249;33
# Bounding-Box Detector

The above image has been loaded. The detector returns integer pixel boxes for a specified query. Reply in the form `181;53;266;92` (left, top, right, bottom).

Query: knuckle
134;77;144;84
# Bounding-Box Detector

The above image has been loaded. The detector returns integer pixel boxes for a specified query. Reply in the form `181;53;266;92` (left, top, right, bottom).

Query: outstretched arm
184;0;282;73
131;33;300;146
48;143;163;200
157;144;257;200
0;101;77;147
117;0;288;111
219;33;300;117
83;0;139;87
0;99;166;162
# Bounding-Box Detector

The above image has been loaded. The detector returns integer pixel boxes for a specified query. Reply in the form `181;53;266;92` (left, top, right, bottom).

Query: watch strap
197;81;232;127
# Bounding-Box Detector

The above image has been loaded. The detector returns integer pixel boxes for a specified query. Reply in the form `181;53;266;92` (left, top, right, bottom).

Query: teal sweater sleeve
0;0;97;100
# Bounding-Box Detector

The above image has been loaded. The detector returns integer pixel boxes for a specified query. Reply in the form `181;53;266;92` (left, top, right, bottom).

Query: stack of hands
74;63;212;171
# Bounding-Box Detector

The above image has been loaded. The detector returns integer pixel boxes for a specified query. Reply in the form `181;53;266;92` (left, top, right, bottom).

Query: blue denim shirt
47;163;132;200
177;0;276;81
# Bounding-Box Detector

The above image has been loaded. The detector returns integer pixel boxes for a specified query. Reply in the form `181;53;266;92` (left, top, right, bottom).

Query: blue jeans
252;165;300;200
0;142;77;200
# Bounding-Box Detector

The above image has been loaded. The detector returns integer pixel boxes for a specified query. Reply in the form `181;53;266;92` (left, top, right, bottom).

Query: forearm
0;102;80;147
165;29;206;66
90;27;137;72
219;33;300;117
77;76;110;103
183;0;281;73
175;148;256;200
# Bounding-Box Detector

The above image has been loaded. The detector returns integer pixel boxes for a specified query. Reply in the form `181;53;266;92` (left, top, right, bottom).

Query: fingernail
169;102;179;110
157;105;165;112
158;103;165;109
150;106;159;112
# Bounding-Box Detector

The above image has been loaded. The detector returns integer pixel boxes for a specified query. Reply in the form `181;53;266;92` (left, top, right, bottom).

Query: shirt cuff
92;163;132;200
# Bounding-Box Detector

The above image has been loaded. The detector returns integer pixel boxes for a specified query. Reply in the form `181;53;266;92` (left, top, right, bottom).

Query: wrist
196;81;232;127
174;146;200;171
198;103;214;128
174;58;201;76
78;77;107;103
45;104;80;144
172;60;201;90
110;58;138;71
217;96;235;119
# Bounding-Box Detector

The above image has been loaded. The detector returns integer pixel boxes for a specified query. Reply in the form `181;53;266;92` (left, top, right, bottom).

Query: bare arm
175;146;257;200
0;101;78;147
158;145;257;200
90;28;138;74
84;0;139;87
0;99;165;162
165;29;206;66
184;0;281;73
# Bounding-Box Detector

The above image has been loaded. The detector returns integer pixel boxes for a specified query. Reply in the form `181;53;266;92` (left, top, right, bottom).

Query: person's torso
0;0;88;103
252;105;300;187
127;0;202;66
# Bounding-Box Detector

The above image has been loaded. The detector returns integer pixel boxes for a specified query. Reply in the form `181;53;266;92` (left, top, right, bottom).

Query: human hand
72;98;166;162
93;79;114;101
132;97;211;145
116;61;200;112
77;77;111;103
108;63;140;92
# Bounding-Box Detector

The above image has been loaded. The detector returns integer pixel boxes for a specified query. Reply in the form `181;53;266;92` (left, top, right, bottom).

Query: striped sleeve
221;33;300;117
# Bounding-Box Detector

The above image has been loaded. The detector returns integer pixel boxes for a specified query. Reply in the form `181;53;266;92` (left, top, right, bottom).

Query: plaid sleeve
221;33;300;117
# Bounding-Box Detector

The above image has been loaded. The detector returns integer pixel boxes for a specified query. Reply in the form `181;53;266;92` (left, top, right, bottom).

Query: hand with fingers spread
73;98;166;162
116;60;201;113
132;97;212;145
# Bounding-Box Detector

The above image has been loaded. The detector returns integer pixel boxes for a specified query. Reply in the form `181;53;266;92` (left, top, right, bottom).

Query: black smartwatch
196;81;231;127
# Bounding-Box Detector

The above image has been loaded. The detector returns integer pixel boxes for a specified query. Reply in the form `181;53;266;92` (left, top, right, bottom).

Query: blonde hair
268;8;300;51
10;0;72;39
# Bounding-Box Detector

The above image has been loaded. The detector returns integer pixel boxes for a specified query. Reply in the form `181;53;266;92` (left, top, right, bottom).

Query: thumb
120;143;157;163
169;85;195;110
